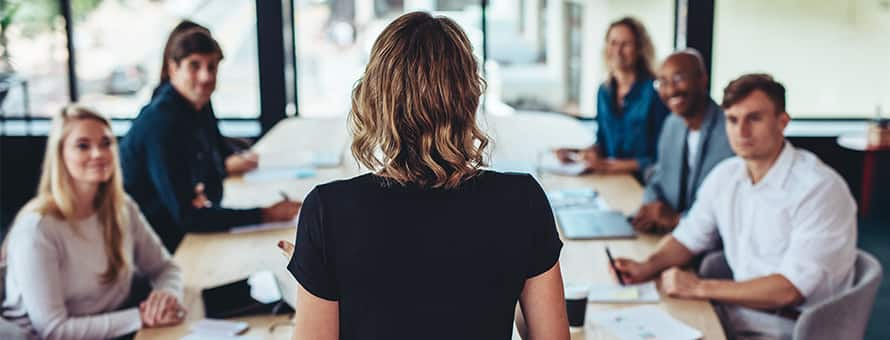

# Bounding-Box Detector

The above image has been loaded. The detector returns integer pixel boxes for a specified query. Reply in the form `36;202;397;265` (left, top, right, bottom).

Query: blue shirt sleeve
636;94;670;171
594;85;610;153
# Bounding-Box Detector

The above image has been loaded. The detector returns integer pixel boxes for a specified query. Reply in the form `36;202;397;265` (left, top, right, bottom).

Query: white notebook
589;306;703;340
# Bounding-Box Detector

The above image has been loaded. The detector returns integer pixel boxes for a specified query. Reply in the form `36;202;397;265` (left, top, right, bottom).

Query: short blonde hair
349;12;489;189
14;104;128;284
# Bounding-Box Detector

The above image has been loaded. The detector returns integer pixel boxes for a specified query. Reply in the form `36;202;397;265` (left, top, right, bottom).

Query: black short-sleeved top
287;170;562;340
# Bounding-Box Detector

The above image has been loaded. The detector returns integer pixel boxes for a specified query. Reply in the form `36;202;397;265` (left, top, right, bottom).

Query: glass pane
71;0;259;118
486;0;675;117
1;0;69;117
712;0;890;118
294;0;484;117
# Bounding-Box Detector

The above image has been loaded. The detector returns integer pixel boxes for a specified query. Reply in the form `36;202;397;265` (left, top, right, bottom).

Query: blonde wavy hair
603;17;657;80
349;11;489;189
8;105;128;284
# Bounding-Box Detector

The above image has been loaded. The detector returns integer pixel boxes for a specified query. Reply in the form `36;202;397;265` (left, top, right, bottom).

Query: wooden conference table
136;117;726;340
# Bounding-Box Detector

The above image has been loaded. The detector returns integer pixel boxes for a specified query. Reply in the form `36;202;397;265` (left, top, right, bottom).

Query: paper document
589;306;702;340
189;319;249;337
243;167;316;183
588;281;660;303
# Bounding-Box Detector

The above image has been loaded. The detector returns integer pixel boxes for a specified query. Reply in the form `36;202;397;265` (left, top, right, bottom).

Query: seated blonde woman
286;12;570;340
1;105;185;339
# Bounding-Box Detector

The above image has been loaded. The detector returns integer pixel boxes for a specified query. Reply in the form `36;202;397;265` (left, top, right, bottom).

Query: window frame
0;0;874;140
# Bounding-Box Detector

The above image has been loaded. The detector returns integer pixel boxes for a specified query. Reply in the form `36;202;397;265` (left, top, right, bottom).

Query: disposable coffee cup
565;284;589;328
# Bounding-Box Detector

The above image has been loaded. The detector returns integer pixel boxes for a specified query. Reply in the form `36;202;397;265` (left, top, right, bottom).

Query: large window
487;0;675;117
70;0;260;118
0;0;69;117
294;0;484;117
712;0;890;118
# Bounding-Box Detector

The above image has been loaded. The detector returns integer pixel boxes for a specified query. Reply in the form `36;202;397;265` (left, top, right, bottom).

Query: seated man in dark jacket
120;25;299;252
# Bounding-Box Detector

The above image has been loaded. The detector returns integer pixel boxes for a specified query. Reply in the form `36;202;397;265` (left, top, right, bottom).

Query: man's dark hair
166;27;224;67
721;73;786;113
159;20;211;82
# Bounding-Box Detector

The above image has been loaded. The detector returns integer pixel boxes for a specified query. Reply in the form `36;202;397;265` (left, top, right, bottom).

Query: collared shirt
673;141;857;309
687;130;701;172
596;78;670;172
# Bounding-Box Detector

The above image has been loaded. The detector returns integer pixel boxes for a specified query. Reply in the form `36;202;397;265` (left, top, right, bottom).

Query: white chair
698;250;883;340
793;250;883;340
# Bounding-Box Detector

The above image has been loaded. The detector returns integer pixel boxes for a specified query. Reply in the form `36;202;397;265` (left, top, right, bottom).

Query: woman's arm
292;284;339;340
130;199;183;298
518;262;570;340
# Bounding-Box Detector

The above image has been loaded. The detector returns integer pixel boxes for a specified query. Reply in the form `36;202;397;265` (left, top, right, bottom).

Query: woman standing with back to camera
287;11;570;340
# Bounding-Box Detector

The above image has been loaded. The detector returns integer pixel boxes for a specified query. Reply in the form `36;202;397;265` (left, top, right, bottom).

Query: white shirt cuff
777;262;824;299
671;221;708;254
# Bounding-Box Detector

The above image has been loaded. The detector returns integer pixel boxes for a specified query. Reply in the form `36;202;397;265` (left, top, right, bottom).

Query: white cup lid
564;284;589;299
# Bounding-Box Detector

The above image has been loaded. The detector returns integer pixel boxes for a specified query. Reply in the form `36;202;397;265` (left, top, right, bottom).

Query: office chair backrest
793;250;883;340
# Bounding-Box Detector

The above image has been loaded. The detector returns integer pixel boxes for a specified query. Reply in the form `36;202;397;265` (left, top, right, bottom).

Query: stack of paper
589;306;702;340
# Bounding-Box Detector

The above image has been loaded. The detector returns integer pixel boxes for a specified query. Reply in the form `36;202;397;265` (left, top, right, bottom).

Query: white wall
711;0;890;118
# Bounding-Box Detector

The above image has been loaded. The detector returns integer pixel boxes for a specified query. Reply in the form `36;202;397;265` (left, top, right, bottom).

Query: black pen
279;191;291;202
605;246;625;286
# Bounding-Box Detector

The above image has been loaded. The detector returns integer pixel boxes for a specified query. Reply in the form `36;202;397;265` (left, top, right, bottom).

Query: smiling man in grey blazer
631;50;734;232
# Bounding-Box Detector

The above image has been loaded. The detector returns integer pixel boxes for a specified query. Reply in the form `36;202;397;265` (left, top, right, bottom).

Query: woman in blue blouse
556;17;668;177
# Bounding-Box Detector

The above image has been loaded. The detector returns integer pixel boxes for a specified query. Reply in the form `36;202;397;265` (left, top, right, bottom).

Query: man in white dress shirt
613;73;857;339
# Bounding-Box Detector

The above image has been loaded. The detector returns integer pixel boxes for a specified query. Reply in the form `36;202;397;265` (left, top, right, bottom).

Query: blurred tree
0;0;105;71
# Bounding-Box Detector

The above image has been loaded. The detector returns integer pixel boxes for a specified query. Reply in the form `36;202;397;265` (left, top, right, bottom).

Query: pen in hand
279;191;291;202
605;246;625;286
